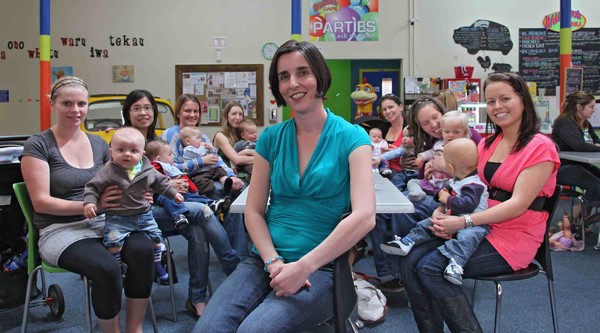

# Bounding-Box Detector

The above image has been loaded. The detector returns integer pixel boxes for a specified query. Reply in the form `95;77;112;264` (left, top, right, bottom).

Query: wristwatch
464;214;474;228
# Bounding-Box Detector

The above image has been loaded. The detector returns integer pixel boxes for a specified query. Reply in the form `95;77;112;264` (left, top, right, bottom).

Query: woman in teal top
194;40;376;333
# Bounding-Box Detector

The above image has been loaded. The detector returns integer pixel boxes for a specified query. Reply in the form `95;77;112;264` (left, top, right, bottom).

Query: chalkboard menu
453;20;513;55
519;28;600;96
565;67;583;95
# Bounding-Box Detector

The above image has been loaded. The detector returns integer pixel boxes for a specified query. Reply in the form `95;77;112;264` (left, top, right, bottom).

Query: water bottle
2;250;28;272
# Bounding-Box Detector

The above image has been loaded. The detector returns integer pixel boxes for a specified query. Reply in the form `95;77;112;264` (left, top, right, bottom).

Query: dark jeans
154;192;212;221
399;238;512;299
390;169;419;192
370;193;440;277
58;233;154;319
557;162;600;202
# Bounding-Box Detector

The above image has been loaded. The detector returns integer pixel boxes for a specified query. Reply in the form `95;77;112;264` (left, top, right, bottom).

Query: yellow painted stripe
40;35;51;61
291;34;302;41
559;28;572;54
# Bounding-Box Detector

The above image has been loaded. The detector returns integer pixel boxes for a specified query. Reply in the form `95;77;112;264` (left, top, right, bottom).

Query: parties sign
543;10;586;32
309;0;379;42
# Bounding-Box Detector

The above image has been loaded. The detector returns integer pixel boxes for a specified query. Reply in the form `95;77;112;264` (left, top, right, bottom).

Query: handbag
353;272;388;323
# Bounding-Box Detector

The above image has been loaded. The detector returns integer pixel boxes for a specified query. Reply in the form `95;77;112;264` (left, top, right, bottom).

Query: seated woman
21;77;155;332
193;40;375;333
122;89;239;317
551;90;600;225
161;94;248;263
213;101;255;176
399;72;559;331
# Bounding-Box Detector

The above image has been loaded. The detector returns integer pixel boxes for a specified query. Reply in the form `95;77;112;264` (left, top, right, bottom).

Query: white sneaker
444;258;464;285
381;169;393;175
380;235;414;256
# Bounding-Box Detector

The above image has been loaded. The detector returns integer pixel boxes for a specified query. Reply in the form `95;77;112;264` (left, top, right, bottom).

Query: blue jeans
400;238;512;299
103;211;162;248
193;255;334;333
154;192;212;221
370;193;440;277
213;180;250;259
390;169;418;191
406;218;489;267
153;202;239;303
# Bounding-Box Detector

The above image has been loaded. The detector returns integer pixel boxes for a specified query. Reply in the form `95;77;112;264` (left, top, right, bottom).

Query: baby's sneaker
380;235;414;256
209;196;232;222
444;258;464;285
174;214;189;230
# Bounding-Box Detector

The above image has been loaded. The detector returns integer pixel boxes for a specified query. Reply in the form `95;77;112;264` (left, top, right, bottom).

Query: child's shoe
444;258;464;285
209;196;232;222
174;214;189;230
380;235;414;256
223;177;233;193
380;168;393;176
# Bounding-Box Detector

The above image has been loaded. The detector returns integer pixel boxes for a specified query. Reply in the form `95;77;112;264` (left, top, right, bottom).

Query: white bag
353;274;388;323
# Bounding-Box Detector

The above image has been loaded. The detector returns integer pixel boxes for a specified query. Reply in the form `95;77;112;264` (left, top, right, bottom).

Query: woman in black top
551;90;600;223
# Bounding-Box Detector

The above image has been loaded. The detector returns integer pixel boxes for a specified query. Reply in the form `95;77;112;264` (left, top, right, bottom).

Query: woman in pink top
398;73;560;332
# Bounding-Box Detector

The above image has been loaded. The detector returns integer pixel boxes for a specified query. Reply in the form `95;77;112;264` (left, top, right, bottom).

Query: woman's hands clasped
429;213;466;240
267;260;312;298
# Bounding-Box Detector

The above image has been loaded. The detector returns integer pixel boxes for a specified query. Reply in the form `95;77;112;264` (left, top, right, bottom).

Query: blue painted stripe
560;0;571;28
291;0;301;35
40;0;50;35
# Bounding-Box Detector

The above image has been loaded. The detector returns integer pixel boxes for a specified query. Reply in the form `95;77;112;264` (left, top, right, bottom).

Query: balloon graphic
361;12;379;41
309;14;326;37
325;6;361;41
339;0;351;7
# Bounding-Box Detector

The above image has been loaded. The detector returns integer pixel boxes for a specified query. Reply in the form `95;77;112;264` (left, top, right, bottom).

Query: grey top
84;156;179;216
21;130;110;229
233;140;256;153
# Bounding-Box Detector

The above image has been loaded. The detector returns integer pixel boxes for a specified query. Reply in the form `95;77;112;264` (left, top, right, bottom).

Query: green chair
13;182;159;333
13;182;93;333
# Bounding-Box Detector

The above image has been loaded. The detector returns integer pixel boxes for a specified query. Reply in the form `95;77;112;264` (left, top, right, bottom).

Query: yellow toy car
82;94;175;142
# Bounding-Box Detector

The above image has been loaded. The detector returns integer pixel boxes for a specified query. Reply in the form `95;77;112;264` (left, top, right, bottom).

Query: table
230;172;414;214
558;151;600;164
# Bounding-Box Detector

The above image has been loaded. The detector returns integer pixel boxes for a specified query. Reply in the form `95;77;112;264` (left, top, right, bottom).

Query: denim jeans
407;218;489;267
390;169;419;192
103;211;162;248
370;193;440;277
557;163;600;202
154;192;212;221
213;180;250;259
193;255;334;333
400;238;512;299
152;202;239;303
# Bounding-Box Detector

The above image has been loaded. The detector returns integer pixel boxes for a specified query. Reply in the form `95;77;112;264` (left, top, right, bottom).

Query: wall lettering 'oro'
109;35;144;46
27;48;59;59
7;41;25;49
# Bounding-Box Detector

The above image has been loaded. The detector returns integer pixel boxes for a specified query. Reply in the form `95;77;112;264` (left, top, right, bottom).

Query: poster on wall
112;65;135;83
309;0;379;42
51;66;73;83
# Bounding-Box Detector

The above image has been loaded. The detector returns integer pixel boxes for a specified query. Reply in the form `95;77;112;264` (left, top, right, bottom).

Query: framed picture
112;65;135;83
51;66;73;83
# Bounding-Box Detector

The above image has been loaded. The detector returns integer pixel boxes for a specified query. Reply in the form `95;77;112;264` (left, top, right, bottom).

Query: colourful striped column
559;0;572;107
291;0;301;41
40;0;51;130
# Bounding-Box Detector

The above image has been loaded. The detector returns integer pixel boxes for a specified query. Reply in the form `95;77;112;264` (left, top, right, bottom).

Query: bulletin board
175;64;264;126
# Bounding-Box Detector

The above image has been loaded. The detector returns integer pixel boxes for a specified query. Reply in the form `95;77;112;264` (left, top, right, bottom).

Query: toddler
83;127;179;283
233;119;258;179
374;126;418;191
381;138;489;285
549;211;584;251
180;126;236;197
407;111;470;201
146;139;231;223
369;127;392;175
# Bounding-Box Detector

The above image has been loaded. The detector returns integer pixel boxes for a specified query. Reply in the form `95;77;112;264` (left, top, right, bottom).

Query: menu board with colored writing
519;28;600;96
565;67;583;95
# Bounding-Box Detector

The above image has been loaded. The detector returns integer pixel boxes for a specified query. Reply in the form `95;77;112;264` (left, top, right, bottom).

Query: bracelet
264;256;283;272
464;214;474;228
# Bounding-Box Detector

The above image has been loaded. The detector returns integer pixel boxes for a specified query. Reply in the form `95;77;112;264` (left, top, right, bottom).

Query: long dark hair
406;96;447;154
269;40;331;107
554;90;596;130
483;73;539;152
122;89;159;141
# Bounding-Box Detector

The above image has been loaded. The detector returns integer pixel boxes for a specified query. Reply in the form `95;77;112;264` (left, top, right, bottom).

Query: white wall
0;0;597;136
